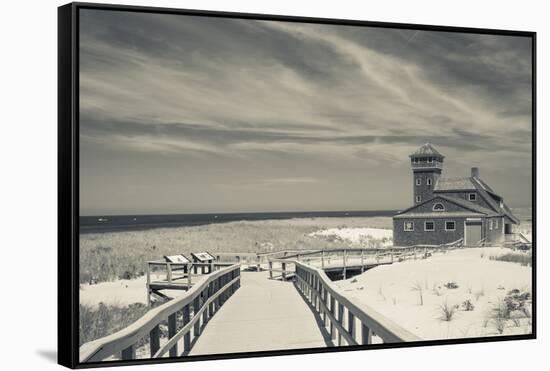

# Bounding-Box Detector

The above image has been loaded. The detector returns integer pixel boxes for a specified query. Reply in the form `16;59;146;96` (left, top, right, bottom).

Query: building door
465;221;482;245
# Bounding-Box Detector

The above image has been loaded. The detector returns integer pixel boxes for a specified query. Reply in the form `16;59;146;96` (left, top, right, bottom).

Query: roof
395;195;501;218
394;211;485;219
409;143;445;159
434;177;476;191
432;175;520;224
439;195;500;217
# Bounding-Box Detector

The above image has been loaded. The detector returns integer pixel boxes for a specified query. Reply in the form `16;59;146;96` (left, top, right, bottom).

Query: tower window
432;203;445;211
468;193;477;201
427;157;434;163
416;195;421;203
424;221;435;231
416;178;421;186
495;219;499;229
427;178;432;186
404;222;414;231
445;221;456;231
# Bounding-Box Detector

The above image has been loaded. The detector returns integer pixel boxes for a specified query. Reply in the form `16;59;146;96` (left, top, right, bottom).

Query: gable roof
395;195;500;218
409;143;445;159
434;177;476;191
433;175;520;224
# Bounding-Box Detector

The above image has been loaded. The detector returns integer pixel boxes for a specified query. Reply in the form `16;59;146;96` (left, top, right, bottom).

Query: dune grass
79;302;150;346
79;216;392;284
489;251;532;267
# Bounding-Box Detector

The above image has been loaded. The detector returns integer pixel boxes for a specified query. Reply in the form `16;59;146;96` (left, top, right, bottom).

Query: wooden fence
80;264;241;363
294;261;421;345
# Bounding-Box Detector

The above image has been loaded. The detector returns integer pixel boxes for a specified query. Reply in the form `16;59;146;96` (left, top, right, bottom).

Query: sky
79;9;533;216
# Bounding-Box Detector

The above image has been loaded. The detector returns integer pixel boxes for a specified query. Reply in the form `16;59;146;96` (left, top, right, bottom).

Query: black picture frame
58;2;537;369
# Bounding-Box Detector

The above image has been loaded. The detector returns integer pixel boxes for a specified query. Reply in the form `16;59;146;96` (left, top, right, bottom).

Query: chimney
471;167;480;178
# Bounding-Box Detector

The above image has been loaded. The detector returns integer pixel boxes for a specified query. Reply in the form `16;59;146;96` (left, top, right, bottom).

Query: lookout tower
409;143;445;204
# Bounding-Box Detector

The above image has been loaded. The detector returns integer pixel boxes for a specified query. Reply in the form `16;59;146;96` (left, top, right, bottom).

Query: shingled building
393;143;519;247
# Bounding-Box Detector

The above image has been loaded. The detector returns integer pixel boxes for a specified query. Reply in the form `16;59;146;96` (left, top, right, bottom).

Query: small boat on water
97;218;108;222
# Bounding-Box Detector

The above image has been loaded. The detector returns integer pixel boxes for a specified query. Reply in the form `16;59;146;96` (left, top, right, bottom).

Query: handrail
80;264;241;362
293;260;421;344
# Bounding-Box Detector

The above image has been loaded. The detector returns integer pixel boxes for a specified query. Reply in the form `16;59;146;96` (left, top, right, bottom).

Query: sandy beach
337;247;532;340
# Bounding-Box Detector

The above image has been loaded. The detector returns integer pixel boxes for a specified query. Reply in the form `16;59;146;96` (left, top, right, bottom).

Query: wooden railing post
348;311;355;342
193;296;201;337
321;249;325;268
168;313;177;357
121;345;135;360
361;323;372;345
390;249;394;263
167;263;173;283
187;263;192;288
343;249;347;280
256;255;261;272
330;296;336;340
146;262;152;307
360;249;364;273
183;305;190;351
337;303;344;346
269;261;273;279
202;287;209;324
149;324;160;357
282;262;286;281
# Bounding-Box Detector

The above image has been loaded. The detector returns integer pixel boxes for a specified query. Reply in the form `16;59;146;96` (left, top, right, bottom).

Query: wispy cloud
78;10;532;214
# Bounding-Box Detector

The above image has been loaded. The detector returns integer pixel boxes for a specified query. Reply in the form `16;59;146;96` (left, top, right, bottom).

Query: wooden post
256;255;261;272
330;296;336;340
183;305;190;351
168;313;177;357
361;323;372;345
343;249;347;280
322;286;327;326
150;324;160;357
146;263;151;307
167;263;173;283
269;261;273;279
193;296;201;337
414;247;417;260
187;264;192;288
360;249;364;273
282;262;286;281
337;303;344;346
321;249;325;268
390;249;394;263
348;311;355;341
202;287;209;324
121;345;135;360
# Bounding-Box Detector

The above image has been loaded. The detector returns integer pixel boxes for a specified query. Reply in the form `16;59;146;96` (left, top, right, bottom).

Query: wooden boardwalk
189;271;329;355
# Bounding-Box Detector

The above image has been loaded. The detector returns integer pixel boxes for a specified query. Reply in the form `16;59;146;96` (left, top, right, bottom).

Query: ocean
79;210;398;234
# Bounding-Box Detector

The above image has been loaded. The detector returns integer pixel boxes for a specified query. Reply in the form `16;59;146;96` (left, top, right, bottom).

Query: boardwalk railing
294;261;422;345
267;239;463;280
80;264;241;363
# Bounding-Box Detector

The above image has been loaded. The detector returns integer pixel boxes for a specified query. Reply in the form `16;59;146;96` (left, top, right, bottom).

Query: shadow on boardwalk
189;271;328;355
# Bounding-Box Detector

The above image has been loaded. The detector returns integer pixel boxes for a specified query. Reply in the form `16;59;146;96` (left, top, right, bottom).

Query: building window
468;193;477;201
416;195;421;203
489;219;493;230
416;178;421;186
432;202;445;211
424;221;435;231
427;157;434;163
445;221;456;231
495;219;499;229
404;222;414;231
427;178;432;186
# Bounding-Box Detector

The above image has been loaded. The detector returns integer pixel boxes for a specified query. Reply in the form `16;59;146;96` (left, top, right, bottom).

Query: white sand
336;247;532;340
309;227;393;246
80;273;189;307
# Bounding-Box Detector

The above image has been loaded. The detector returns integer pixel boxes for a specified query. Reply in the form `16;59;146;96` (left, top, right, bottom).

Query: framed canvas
58;2;536;368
